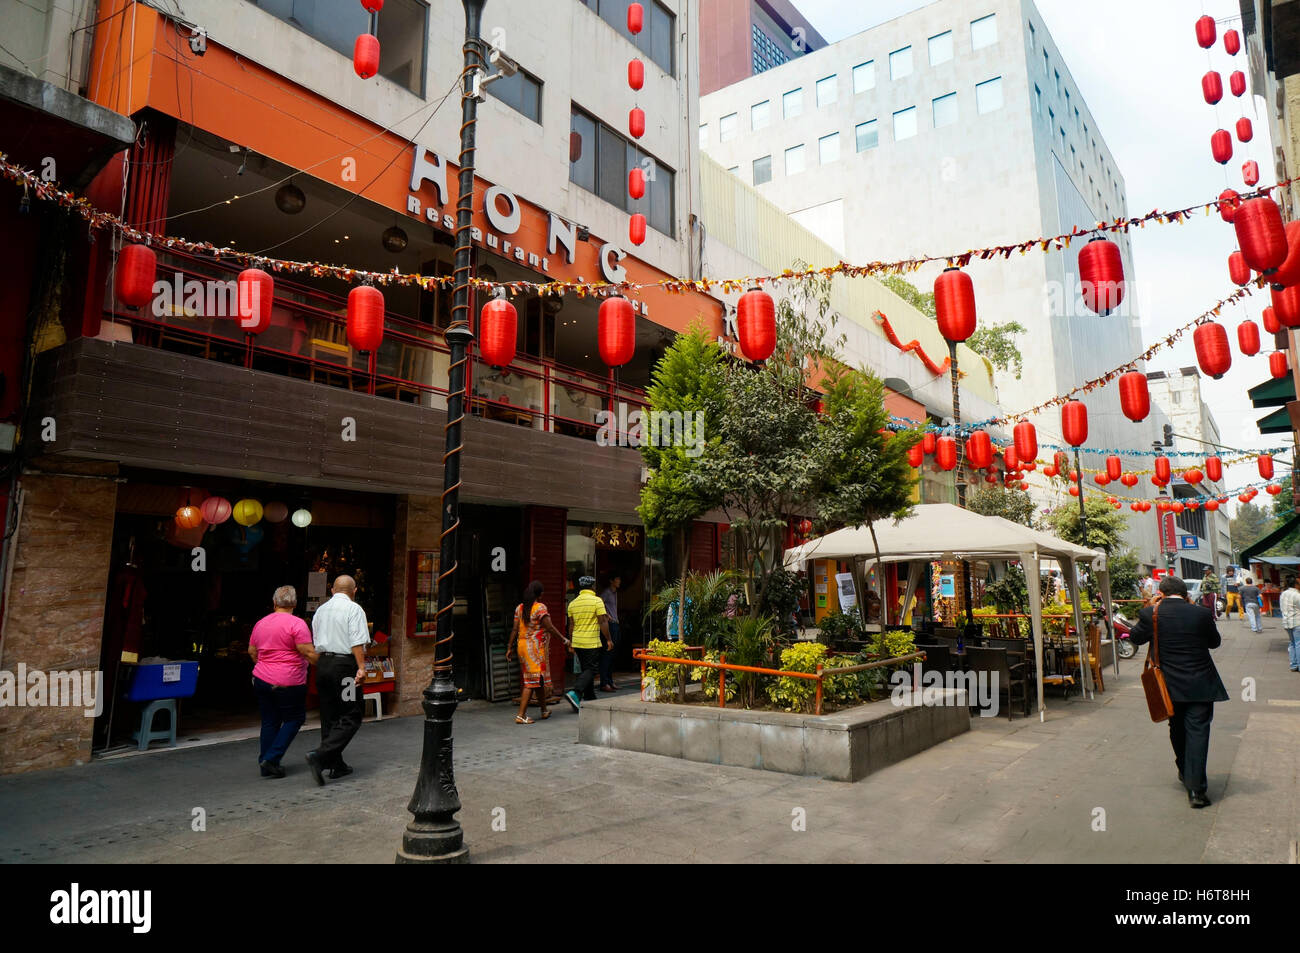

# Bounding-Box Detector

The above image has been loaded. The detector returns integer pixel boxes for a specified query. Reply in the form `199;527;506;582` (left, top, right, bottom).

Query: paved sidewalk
1;619;1297;864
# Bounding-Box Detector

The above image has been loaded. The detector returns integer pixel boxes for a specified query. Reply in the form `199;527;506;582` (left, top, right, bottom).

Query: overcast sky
795;0;1283;513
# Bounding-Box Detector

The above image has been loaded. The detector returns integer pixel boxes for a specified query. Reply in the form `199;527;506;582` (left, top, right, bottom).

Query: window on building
698;123;708;149
889;46;913;80
1054;69;1061;96
580;0;675;74
1075;107;1082;132
1034;83;1042;115
853;60;875;93
569;105;675;236
785;143;806;175
928;30;953;66
1059;126;1066;154
783;87;803;118
727;165;739;175
975;76;1003;114
253;0;428;96
1172;391;1181;405
751;99;770;130
720;112;738;142
971;13;997;50
1064;88;1070;115
1048;107;1055;130
1028;21;1036;51
751;23;789;74
816;75;838;107
753;154;772;185
1070;145;1077;171
893;106;918;141
486;65;543;123
855;119;879;151
819;132;840;164
1043;49;1049;75
932;92;958;128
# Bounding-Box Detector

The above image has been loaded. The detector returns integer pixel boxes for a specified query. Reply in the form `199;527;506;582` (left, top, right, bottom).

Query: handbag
1140;600;1176;723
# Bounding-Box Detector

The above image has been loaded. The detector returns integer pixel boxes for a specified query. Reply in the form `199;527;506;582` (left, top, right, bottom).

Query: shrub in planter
816;609;861;647
695;650;737;702
767;642;828;713
644;639;695;701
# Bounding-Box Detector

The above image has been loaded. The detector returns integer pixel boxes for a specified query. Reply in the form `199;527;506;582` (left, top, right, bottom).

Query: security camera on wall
488;47;518;77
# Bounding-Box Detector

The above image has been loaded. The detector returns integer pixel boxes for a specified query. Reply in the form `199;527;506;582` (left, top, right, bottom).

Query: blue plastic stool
133;699;178;751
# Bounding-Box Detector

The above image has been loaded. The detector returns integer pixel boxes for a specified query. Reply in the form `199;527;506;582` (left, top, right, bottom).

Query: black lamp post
396;0;486;865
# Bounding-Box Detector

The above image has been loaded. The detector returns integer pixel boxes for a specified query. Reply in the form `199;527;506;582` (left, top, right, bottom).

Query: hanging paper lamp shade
199;495;231;527
569;131;583;163
1068;469;1079;481
1230;70;1246;97
736;287;777;362
353;34;380;79
1272;283;1300;327
629;107;646;139
1184;468;1204;485
628;1;644;33
1020;482;1029;492
935;436;957;471
1106;495;1117;506
236;268;274;335
1068;486;1080;497
291;508;313;528
934;267;976;342
175;505;204;530
1172;502;1185;514
1105;455;1122;481
628;58;644;91
263;501;289;524
1269;220;1300;288
1205;499;1220;511
1218;189;1241;223
966;429;993;470
629;213;647;246
1205;456;1223;482
1228;251;1251;286
1061;400;1088;447
479;296;518;366
1237;319;1261;356
1042;463;1058;478
1236;116;1253;143
1003;444;1020;472
1235;198;1288;273
361;0;384;11
907;443;924;467
1078;237;1125;315
1154;455;1171;484
346;285;384;352
1121;473;1139;488
1013;421;1037;466
1095;473;1110;486
798;518;814;536
1259;454;1275;480
1224;28;1241;54
115;243;157;307
628;167;646;200
1117;370;1149;422
1270;350;1289;378
1242;160;1260;187
1195;15;1216;47
985;474;997;484
1263;305;1281;334
1211;129;1233;165
922;432;937;455
1267;483;1284;495
1194;322;1232;379
232;499;264;527
598;296;636;367
1201;71;1223;105
1238;493;1251;504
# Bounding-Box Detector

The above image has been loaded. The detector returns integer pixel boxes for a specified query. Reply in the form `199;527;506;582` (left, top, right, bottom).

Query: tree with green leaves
880;275;935;317
1104;547;1142;600
966;483;1038;527
1044;496;1129;552
1266;480;1300;555
1230;500;1275;560
881;275;1025;378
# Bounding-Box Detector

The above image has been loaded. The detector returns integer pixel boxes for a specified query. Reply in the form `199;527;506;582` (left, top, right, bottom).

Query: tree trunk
868;521;887;646
678;526;689;642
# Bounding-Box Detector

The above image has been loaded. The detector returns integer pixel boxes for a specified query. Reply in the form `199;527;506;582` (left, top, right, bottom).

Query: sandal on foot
539;710;551;719
515;715;534;725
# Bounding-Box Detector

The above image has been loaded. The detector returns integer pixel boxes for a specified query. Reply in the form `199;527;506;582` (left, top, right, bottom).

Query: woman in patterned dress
506;580;570;724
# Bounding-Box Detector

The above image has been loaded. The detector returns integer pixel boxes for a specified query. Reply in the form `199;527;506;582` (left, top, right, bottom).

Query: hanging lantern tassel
354;34;380;79
736;286;776;362
598;295;636;367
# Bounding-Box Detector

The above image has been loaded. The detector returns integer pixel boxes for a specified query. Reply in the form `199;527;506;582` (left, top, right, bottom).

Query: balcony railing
95;247;648;441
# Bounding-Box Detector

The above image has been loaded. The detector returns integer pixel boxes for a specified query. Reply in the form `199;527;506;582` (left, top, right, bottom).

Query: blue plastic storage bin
125;661;199;701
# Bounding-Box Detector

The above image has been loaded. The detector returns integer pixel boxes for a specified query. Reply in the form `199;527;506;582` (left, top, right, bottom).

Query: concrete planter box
579;689;969;781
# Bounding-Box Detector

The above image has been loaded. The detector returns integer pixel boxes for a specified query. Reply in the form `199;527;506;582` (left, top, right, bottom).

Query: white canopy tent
783;504;1113;720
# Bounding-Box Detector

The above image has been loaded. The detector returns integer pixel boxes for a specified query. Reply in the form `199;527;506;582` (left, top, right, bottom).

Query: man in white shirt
307;575;370;785
1280;574;1300;673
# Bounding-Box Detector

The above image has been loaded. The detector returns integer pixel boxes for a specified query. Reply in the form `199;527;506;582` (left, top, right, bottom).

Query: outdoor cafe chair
915;642;951;676
965;646;1031;720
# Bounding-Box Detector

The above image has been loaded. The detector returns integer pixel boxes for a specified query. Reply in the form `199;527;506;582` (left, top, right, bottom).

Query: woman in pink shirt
247;586;317;778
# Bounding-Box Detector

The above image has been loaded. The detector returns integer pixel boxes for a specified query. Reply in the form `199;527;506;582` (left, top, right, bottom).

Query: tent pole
1025;551;1046;721
1099;563;1118;676
1065;556;1094;699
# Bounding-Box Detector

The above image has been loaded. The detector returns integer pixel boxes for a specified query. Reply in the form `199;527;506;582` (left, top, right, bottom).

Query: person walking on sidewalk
1128;575;1229;809
598;574;622;692
507;580;570;724
1240;576;1263;632
1223;569;1241;620
1281;574;1300;673
307;575;370;785
1200;568;1220;616
248;586;316;779
564;576;611;712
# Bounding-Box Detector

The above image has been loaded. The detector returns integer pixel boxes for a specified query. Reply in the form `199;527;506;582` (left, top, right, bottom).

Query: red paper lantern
1205;456;1223;482
1238;493;1251;504
1172;502;1185;514
1184;468;1204;485
799;518;814;536
1201;71;1223;105
1061;400;1088;447
1121;473;1138;488
1019;482;1029;491
736;287;776;362
1218;189;1241;223
629;213;647;246
629;107;646;139
200;495;232;527
1068;486;1079;497
1154;456;1171;484
922;432;937;455
1211;129;1233;165
1069;469;1079;482
1054;450;1069;473
628;58;644;91
1225;28;1241;54
1263;306;1281;334
346;286;384;352
1078;237;1125;315
236;268;274;335
1230;70;1246;97
1195;15;1216;47
115;243;157;308
1106;496;1117;506
1235;198;1288;273
1194;322;1232;379
1270;350;1289;378
1003;444;1020;472
353;34;380;79
1106;455;1122;482
1095;473;1110;487
1013;421;1037;466
908;443;924;467
1236;117;1253;143
628;167;646;200
569;131;583;163
935;436;957;471
1205;499;1220;512
1228;251;1251;286
628;2;644;33
1269;221;1300;288
934;267;976;342
1267;483;1283;495
985;474;997;484
598;296;636;367
1272;283;1300;327
1237;319;1261;356
175;505;204;530
1117;370;1149;422
361;0;384;10
1259;454;1275;480
1242;160;1259;187
966;430;993;469
479;295;518;366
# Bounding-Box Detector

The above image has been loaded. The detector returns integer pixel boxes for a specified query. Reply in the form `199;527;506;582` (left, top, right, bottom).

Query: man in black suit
1129;575;1229;808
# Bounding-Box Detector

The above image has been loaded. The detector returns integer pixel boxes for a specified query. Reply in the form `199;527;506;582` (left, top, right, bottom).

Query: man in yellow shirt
565;575;611;711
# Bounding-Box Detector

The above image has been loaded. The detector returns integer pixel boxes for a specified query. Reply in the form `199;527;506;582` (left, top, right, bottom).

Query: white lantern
291;508;312;528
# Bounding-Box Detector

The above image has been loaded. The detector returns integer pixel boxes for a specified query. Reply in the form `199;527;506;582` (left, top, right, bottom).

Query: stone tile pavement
1;618;1296;864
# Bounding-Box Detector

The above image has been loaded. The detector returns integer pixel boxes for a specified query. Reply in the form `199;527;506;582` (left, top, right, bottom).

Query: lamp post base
395;820;470;864
395;672;468;864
